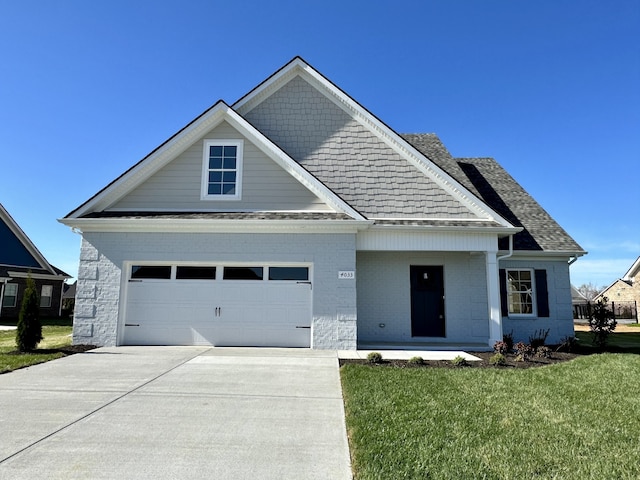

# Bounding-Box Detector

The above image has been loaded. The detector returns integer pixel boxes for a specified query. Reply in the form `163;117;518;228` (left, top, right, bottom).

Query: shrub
489;353;507;366
16;275;42;352
451;355;468;367
528;329;550;350
535;346;552;358
407;356;424;365
588;297;616;349
493;340;509;355
503;331;514;353
514;342;533;361
556;335;578;353
367;352;383;364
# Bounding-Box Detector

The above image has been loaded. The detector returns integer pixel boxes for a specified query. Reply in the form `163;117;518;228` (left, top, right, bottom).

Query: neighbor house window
40;285;53;308
2;284;18;307
202;140;243;200
506;269;535;315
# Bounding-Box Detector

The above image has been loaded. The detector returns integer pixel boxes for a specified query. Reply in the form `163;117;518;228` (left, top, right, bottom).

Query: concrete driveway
0;347;352;479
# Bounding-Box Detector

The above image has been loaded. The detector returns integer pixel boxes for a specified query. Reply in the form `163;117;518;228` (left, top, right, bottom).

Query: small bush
588;297;616;349
489;353;507;366
503;331;514;353
367;352;383;364
529;329;550;350
514;342;533;361
535;346;552;358
556;335;578;353
451;355;468;367
493;340;509;355
407;356;424;365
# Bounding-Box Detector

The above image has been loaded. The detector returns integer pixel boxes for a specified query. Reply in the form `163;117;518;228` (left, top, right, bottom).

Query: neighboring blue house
1;203;70;318
60;57;585;349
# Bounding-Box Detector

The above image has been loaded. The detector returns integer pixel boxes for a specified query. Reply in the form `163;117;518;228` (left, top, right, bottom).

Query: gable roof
623;256;640;281
402;134;585;254
64;100;364;221
0;203;70;278
234;57;514;227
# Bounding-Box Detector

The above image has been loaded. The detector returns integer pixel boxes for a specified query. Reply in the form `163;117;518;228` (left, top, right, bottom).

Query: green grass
575;330;640;352
0;318;73;374
341;355;640;479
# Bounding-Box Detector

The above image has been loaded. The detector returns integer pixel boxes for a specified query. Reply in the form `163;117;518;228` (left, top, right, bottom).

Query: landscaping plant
16;276;42;352
588;297;616;348
366;352;383;364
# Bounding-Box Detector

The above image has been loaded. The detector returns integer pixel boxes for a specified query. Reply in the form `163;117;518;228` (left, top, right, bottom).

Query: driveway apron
0;347;352;479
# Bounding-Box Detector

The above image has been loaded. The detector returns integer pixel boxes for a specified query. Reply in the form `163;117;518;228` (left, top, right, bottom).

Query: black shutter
535;269;550;317
499;269;508;316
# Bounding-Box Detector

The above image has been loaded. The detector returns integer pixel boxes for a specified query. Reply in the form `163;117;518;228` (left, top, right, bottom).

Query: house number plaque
338;271;355;279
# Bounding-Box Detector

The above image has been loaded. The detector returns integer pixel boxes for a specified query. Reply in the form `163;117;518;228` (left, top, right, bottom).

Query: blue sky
1;0;638;289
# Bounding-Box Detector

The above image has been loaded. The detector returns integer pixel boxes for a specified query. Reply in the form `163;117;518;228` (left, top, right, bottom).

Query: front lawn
576;330;640;353
0;318;73;373
341;354;640;479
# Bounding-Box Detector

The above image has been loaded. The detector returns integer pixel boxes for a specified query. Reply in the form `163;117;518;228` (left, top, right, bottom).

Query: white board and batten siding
357;229;499;252
111;121;331;212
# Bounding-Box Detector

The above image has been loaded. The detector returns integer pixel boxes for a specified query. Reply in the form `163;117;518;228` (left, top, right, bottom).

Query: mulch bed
6;344;97;356
339;350;581;369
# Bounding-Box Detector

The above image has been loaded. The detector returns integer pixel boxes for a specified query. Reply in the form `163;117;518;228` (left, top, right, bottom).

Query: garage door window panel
223;267;263;280
176;266;216;280
269;267;309;281
131;265;172;280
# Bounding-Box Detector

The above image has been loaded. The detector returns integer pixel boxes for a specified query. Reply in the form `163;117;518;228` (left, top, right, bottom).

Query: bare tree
577;282;604;301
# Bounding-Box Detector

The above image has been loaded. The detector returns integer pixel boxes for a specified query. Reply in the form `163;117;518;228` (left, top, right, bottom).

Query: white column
486;251;502;347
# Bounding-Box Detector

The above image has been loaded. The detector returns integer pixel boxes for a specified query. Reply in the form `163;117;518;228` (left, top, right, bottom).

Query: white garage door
122;265;312;347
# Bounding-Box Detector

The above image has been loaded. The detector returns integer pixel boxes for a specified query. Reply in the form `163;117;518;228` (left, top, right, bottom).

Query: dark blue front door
410;266;445;337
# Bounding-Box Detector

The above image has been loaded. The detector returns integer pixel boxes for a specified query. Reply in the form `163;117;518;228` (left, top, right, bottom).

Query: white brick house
60;57;585;350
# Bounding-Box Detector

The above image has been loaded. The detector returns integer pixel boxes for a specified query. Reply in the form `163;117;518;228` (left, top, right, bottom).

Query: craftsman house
60;57;585;349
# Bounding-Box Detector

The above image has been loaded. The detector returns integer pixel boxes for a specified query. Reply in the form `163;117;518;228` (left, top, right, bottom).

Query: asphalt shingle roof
402;133;585;253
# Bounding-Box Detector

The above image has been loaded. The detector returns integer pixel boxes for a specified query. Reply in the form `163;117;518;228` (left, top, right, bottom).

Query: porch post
485;251;502;347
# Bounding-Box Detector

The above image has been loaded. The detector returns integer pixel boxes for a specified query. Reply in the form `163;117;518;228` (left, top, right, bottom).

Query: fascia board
58;217;372;234
370;225;522;235
622;256;640;281
235;58;514;228
500;251;588;261
67;102;230;218
8;271;68;281
0;204;55;274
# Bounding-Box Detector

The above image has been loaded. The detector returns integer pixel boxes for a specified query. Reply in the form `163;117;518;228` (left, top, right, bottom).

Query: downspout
497;234;514;262
568;256;578;266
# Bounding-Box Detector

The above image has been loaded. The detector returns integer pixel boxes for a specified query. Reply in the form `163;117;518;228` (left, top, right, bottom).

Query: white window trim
201;139;244;201
2;283;18;308
506;268;537;317
40;285;53;308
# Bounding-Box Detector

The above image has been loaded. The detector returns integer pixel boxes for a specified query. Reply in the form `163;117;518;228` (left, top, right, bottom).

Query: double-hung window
40;285;53;308
202;140;243;200
506;269;535;315
2;284;18;308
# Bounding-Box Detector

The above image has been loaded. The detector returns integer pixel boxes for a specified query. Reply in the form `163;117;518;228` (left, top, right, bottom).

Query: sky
0;0;638;289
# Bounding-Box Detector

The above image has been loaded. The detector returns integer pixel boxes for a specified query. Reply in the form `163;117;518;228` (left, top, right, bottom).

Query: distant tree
16;275;42;352
577;282;604;301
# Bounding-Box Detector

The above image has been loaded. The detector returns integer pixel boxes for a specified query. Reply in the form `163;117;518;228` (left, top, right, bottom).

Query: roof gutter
497;234;514;262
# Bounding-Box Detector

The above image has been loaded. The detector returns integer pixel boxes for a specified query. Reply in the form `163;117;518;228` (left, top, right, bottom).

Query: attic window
202;140;243;200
